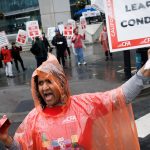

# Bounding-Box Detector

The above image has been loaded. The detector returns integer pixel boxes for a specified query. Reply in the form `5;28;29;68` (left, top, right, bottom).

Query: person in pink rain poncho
99;20;113;61
0;50;150;150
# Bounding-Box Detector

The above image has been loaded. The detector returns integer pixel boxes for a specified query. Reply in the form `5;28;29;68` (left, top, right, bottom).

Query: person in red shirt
72;27;87;66
1;46;14;78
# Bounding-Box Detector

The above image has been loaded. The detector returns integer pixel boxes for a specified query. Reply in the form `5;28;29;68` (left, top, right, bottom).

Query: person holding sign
72;27;87;66
0;50;150;149
11;42;26;73
30;37;48;67
42;32;52;53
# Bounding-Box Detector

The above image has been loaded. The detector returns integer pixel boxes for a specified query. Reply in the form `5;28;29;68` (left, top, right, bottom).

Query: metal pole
123;50;132;79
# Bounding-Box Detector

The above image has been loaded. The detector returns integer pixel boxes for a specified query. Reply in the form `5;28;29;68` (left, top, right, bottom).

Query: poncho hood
31;53;70;116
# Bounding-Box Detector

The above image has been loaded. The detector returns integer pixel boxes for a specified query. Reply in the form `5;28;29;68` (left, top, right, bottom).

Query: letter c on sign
121;21;127;27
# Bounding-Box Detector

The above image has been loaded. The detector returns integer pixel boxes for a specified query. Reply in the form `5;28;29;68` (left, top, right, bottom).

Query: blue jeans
75;48;84;63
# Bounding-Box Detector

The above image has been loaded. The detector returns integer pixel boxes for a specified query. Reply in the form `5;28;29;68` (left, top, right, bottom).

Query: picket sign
104;0;150;52
16;29;27;45
63;24;73;37
26;21;41;40
0;31;9;48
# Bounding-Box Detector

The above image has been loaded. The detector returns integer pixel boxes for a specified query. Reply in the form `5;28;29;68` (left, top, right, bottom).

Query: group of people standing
30;27;87;68
0;42;26;78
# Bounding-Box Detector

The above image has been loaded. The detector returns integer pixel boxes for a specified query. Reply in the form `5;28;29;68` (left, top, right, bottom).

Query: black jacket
52;35;67;53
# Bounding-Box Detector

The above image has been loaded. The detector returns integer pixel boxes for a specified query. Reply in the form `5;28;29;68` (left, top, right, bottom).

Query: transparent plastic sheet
14;54;140;150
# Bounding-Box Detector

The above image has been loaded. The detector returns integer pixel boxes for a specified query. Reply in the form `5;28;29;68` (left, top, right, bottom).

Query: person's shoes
105;57;109;61
78;62;81;66
9;75;15;78
23;68;27;71
69;56;71;59
6;75;9;78
110;57;113;60
82;61;87;65
17;70;20;73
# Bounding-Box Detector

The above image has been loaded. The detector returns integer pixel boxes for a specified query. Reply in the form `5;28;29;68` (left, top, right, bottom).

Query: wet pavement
0;43;150;149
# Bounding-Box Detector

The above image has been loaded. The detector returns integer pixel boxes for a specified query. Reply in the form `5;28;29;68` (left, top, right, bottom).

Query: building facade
0;0;71;34
38;0;71;33
0;0;41;34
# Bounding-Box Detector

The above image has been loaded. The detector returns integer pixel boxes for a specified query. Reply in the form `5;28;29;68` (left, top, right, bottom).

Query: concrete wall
38;0;71;33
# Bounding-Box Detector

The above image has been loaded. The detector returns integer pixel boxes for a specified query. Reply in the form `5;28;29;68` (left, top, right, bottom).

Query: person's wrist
140;66;150;77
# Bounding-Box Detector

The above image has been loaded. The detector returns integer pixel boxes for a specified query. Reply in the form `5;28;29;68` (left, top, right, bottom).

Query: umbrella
75;7;96;16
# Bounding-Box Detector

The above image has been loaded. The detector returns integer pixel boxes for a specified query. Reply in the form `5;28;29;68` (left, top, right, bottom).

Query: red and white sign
16;29;27;45
63;24;73;37
104;0;150;52
26;21;40;39
80;16;87;29
68;19;76;29
0;31;9;48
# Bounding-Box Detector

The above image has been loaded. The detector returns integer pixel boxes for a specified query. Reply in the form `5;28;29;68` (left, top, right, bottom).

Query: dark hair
34;76;47;108
35;36;40;41
11;42;16;45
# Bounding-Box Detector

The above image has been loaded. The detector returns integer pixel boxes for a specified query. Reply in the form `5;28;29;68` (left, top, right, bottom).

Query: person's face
56;32;60;36
38;75;61;107
74;29;78;34
12;44;16;47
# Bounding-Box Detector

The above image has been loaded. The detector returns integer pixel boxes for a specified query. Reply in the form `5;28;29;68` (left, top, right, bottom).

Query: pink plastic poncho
99;25;109;52
14;54;140;150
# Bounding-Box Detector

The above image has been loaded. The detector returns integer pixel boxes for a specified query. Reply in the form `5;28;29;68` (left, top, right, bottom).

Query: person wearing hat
11;42;26;72
0;51;150;149
52;28;67;68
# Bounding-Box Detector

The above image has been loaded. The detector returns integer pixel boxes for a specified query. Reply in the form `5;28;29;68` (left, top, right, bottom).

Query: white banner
80;16;87;30
68;19;76;29
0;31;9;48
104;0;150;52
47;27;56;40
82;11;100;18
16;29;27;45
26;21;40;39
58;24;64;35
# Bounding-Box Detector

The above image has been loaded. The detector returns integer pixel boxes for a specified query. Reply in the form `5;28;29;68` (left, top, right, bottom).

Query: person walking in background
42;32;52;53
1;46;14;78
52;28;67;67
72;27;86;66
11;42;26;72
99;20;113;61
30;36;48;67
